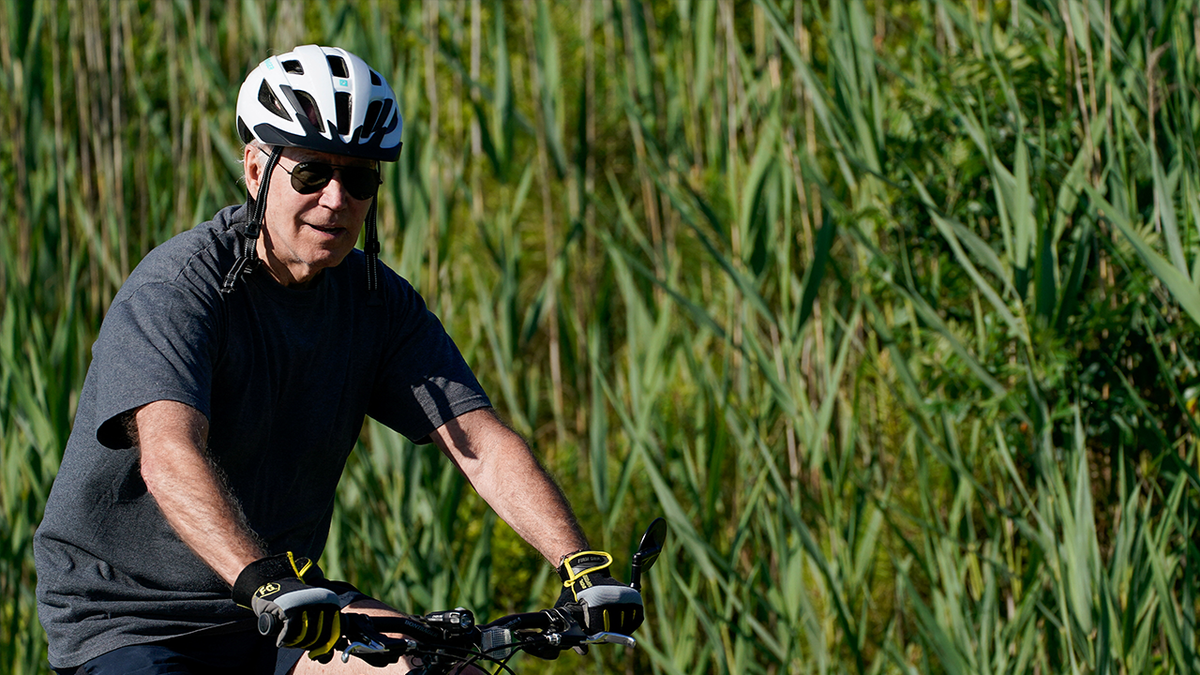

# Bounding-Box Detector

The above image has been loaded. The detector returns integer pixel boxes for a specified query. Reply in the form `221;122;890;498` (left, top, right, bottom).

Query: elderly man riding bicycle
34;45;642;674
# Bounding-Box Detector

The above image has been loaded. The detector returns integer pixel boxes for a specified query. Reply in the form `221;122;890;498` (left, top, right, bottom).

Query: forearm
136;400;265;585
434;409;587;565
474;444;588;564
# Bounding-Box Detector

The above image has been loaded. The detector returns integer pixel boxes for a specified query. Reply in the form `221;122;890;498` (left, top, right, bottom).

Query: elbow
138;449;170;497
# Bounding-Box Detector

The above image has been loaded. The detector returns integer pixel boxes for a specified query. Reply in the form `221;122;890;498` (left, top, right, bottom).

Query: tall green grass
3;1;1199;673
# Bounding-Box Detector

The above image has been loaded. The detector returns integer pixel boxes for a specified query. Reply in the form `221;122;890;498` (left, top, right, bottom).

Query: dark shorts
52;584;368;675
51;629;305;675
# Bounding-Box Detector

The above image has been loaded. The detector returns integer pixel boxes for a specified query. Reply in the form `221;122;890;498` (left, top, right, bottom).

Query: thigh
69;641;205;675
70;630;281;675
274;647;304;675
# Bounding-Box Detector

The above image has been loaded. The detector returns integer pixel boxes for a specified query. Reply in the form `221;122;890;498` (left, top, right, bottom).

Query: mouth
307;223;345;236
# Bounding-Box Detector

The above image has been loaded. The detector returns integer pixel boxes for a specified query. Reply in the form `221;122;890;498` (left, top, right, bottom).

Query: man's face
243;144;377;288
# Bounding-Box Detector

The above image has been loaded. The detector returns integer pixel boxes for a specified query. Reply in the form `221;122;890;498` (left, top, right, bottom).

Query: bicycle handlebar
335;603;629;672
286;518;667;672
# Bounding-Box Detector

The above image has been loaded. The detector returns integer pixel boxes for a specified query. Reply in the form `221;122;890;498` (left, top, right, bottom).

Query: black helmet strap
223;144;383;303
364;199;382;306
222;145;282;294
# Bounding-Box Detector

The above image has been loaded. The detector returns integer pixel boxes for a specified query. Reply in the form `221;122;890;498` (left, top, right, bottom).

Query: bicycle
327;518;666;674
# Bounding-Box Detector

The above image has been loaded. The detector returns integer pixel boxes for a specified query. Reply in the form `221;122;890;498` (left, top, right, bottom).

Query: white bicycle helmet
236;44;403;161
224;45;400;299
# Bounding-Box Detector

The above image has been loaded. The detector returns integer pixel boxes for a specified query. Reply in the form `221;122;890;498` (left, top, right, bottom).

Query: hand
555;551;644;636
233;552;342;662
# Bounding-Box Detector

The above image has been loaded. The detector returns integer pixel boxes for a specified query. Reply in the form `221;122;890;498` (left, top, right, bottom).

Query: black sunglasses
259;148;381;201
279;160;381;201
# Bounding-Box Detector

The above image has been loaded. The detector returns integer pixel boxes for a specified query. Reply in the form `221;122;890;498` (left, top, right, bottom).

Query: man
34;44;641;674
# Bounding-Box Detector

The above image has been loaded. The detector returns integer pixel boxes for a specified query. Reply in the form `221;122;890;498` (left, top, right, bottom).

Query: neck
255;232;321;288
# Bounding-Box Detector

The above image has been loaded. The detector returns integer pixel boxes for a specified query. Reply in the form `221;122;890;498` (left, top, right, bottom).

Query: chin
313;248;354;272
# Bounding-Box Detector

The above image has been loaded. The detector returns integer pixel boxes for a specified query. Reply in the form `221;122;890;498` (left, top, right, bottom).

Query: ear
243;144;262;196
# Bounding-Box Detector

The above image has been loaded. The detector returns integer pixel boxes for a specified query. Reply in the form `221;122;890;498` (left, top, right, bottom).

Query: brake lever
341;637;388;664
342;635;418;663
586;632;637;648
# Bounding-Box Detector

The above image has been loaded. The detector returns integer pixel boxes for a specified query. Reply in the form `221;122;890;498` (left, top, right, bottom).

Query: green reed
3;1;1199;673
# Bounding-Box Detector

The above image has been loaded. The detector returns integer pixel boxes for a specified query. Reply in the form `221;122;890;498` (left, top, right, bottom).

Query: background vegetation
3;0;1200;673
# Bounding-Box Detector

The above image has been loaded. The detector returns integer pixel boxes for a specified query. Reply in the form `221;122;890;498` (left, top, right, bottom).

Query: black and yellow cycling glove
555;550;644;635
233;552;341;662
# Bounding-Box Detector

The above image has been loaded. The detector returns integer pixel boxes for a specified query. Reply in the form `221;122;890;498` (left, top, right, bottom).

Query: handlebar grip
257;612;281;637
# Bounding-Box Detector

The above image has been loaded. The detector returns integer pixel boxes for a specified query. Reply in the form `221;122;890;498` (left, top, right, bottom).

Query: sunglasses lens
289;163;335;195
341;167;381;200
290;163;379;200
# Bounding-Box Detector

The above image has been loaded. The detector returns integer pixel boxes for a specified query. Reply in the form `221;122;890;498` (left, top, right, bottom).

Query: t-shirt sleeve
368;275;491;443
92;279;219;449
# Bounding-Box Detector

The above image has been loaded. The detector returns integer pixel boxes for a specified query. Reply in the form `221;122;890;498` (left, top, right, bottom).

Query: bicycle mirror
630;517;667;590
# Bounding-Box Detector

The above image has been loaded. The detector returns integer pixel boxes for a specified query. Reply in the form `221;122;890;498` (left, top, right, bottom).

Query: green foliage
3;0;1199;673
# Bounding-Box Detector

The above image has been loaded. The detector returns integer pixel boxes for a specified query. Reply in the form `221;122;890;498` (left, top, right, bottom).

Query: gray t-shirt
33;204;491;668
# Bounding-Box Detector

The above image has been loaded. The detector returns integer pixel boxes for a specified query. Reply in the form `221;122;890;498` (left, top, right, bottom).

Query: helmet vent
257;81;291;120
282;59;304;75
335;92;352;135
370;70;382;86
293;90;325;132
237;117;253;143
327;55;349;78
363;100;382;134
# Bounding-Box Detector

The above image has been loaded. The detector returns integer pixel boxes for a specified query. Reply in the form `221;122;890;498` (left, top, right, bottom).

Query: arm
136;399;265;585
429;408;587;565
137;400;343;657
431;408;646;636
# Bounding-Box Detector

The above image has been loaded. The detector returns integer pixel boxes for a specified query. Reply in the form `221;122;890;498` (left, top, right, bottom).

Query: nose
317;170;352;209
